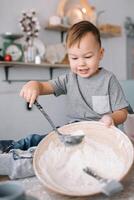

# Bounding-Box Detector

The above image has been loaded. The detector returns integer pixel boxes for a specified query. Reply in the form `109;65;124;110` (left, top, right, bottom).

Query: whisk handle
34;100;60;135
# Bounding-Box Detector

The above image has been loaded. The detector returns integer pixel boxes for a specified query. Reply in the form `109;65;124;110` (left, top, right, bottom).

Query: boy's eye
85;56;92;59
71;57;78;60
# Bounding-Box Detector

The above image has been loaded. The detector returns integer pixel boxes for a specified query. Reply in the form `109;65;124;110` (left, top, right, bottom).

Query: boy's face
67;32;104;78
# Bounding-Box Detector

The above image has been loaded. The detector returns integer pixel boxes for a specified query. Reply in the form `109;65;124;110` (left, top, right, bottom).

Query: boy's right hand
20;81;40;107
99;115;114;127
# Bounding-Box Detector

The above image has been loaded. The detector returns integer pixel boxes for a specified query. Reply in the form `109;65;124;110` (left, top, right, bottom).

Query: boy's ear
100;48;104;60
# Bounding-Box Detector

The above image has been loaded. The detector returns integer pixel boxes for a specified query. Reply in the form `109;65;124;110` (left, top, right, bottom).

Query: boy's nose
79;58;86;66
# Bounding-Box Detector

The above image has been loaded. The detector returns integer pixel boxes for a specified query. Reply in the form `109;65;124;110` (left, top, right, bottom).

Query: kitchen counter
1;163;133;200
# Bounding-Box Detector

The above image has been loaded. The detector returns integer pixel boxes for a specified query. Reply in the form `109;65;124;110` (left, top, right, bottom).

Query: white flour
39;136;125;194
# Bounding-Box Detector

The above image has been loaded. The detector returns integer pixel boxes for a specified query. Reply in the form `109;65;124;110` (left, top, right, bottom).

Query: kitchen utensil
33;121;134;196
34;100;84;145
0;32;23;40
83;166;124;196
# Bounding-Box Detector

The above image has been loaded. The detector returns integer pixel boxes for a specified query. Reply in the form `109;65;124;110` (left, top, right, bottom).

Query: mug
0;182;25;200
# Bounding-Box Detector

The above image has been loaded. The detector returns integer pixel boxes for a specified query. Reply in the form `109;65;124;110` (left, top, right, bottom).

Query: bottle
35;54;41;64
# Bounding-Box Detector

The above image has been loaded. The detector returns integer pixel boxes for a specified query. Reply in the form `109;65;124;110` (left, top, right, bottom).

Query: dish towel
0;133;48;179
0;147;36;179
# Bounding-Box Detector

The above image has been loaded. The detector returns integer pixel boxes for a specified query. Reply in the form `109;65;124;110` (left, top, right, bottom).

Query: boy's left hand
100;115;114;127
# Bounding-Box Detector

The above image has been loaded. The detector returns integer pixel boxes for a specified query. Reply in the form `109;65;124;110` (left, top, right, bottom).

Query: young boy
20;20;129;127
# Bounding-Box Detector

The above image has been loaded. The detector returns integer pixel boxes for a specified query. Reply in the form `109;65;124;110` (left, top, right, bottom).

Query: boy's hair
66;20;101;48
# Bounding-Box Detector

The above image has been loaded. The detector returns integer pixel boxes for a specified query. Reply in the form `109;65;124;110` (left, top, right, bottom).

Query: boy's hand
100;115;114;127
20;81;40;107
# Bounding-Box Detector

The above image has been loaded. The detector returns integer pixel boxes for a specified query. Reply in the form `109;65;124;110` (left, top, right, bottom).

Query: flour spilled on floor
39;135;125;194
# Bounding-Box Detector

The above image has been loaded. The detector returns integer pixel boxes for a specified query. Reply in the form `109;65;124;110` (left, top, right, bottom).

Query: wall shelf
0;61;69;83
45;24;69;32
45;24;122;40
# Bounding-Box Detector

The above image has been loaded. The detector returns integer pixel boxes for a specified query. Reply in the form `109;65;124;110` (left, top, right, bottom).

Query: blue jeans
0;133;47;153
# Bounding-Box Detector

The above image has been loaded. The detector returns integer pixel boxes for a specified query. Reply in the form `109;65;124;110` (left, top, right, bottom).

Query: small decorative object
124;17;134;38
65;5;85;25
62;16;69;26
56;0;97;26
4;42;23;61
0;32;23;61
35;54;41;64
49;15;62;26
1;33;23;40
19;9;40;62
45;43;67;64
4;54;12;62
33;38;46;60
80;0;97;25
19;9;40;44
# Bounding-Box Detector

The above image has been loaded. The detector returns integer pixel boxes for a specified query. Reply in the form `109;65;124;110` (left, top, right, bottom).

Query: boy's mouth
78;68;90;74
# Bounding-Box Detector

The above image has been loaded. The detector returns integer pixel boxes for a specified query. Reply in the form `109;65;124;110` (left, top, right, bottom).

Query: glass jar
24;38;37;63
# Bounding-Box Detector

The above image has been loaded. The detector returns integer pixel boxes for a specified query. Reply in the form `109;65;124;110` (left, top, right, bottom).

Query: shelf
45;24;69;32
0;61;69;68
99;24;122;38
0;61;69;83
100;31;121;38
45;24;122;39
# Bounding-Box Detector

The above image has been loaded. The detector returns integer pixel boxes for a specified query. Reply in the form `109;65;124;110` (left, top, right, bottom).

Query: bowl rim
33;121;134;196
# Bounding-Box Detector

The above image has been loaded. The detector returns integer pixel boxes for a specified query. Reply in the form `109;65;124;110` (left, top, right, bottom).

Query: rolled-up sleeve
48;74;68;96
109;75;129;111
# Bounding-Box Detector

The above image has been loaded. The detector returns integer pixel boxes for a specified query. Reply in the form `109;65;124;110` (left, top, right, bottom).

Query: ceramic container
0;182;25;200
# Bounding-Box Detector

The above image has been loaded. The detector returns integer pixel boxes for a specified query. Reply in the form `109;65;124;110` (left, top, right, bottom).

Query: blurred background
0;0;134;139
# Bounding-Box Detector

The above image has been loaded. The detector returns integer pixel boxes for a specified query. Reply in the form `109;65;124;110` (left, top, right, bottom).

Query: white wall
0;0;61;46
0;67;69;140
